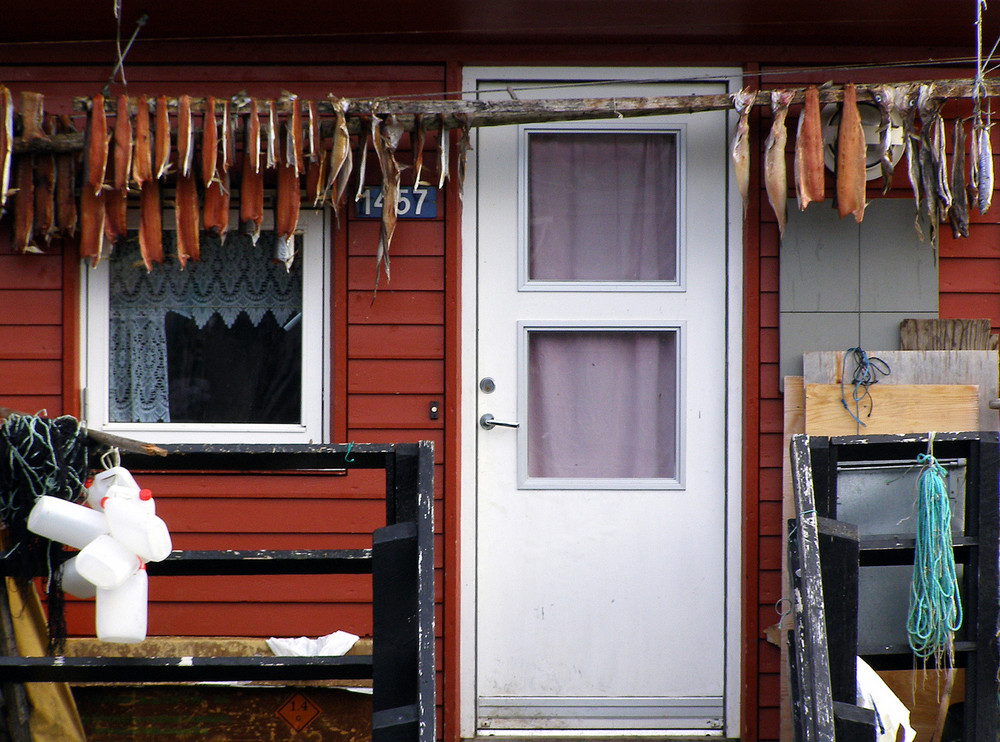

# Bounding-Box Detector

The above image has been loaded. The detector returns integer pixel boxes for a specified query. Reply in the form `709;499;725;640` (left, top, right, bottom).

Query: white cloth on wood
856;656;916;742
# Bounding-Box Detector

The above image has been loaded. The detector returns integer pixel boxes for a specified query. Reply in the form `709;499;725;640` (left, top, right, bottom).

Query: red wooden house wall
745;64;1000;740
0;48;996;741
0;61;456;735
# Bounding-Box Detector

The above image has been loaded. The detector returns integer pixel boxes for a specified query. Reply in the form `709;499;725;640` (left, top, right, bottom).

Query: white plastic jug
95;566;147;643
75;534;142;590
27;496;108;550
87;466;140;511
58;555;97;599
104;498;172;563
102;484;156;514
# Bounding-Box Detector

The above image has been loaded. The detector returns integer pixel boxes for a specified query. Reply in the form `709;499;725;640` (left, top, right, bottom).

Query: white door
462;68;741;737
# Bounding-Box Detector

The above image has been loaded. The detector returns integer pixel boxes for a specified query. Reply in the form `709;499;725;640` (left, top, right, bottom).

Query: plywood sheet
804;383;979;436
803;350;999;431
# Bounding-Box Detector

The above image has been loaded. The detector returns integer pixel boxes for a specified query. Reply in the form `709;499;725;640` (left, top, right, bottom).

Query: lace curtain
109;231;303;423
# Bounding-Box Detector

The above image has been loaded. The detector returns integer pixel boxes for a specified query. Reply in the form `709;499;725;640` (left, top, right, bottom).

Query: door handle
480;414;520;430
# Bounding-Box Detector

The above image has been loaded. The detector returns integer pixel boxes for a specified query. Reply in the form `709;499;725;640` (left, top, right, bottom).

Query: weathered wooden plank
803;351;999;431
787;434;836;742
780;376;805;742
0;655;374;683
804;383;979;436
899;318;996;350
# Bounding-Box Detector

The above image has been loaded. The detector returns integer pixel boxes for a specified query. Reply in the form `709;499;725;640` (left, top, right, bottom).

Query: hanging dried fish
286;94;304;176
383;114;405;151
19;92;48;142
895;84;921;222
764;90;793;236
870;84;896;194
437;117;450;190
0;86;12;217
372;116;401;294
975;113;993;213
132;95;153;187
915;86;942;243
240;100;264;243
919;85;952;222
34;116;57;244
266;100;278;170
112;94;132;193
305;100;324;204
203;167;230;240
154;95;171;180
275;134;300;270
836;83;867;223
202;96;218;188
307;99;319;163
12;156;38;253
79;188;106;267
325;97;353;218
174;171;200;267
730;88;754;213
85;94;109;197
104;181;128;243
221;99;235;173
177;94;194;178
247;98;262;175
412;114;427;185
950;117;969;238
138;178;163;271
794;85;824;210
55;115;78;237
306;150;326;206
354;113;370;203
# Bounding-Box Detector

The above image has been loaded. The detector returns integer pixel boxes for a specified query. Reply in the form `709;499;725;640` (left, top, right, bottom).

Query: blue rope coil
906;452;962;661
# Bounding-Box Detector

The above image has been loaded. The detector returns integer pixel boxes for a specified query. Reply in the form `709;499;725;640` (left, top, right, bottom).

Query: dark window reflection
164;310;302;423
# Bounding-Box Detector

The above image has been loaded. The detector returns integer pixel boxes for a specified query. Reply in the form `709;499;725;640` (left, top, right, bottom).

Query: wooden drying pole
0;407;167;457
9;76;994;156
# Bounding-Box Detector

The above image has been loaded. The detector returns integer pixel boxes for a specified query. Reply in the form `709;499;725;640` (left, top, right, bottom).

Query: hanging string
840;347;891;427
0;413;88;653
906;435;963;665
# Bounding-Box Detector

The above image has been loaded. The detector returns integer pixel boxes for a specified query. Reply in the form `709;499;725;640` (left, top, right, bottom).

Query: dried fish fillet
730;88;754;212
835;83;866;223
794;85;825;210
132;95;153;187
86;94;109;197
154;95;171;180
764;90;793;236
177;95;194;178
202;96;218;188
138;178;164;271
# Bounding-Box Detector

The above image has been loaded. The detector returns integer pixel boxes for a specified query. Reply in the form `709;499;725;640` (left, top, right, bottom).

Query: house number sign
355;185;437;219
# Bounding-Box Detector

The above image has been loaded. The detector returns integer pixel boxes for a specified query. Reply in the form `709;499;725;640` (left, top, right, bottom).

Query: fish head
731;87;755;114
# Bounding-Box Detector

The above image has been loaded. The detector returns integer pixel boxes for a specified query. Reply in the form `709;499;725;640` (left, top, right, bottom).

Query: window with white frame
83;210;329;444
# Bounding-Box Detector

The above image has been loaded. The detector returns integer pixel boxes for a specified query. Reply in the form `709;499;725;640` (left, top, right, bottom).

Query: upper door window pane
527;131;678;282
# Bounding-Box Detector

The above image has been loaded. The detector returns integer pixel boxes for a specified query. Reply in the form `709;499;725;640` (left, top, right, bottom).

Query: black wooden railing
0;442;435;742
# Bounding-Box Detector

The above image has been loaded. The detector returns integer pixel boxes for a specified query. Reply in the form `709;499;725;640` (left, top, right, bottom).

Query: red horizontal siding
0;326;61;359
0;360;62;394
349;325;445;359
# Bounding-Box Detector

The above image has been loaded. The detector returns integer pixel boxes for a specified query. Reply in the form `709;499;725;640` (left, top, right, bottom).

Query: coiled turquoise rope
906;453;962;661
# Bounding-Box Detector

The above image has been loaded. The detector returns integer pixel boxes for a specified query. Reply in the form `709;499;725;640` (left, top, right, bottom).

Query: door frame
459;66;744;739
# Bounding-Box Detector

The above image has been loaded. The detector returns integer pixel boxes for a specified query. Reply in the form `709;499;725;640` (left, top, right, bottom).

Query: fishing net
0;413;88;653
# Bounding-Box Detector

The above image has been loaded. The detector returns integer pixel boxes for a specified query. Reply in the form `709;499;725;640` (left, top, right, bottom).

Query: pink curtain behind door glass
528;132;678;282
527;331;678;479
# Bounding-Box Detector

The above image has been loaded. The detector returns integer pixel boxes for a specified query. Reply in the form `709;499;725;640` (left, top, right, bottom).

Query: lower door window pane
527;330;678;479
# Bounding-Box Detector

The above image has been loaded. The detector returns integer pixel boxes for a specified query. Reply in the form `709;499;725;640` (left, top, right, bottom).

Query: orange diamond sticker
276;692;322;732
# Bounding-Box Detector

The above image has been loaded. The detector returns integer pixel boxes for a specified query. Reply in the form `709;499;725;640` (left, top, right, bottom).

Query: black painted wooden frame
0;442;436;742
